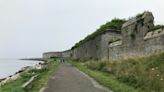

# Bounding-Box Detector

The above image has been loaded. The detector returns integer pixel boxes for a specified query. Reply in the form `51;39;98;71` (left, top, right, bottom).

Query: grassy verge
72;53;164;92
71;61;142;92
0;60;59;92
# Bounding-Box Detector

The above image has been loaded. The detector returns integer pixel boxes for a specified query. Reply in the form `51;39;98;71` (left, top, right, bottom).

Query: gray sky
0;0;164;58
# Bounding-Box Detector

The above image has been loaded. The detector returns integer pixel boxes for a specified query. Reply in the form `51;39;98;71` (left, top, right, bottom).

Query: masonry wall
43;12;164;61
144;31;164;55
43;52;62;59
70;30;121;60
108;31;164;60
72;34;101;60
61;50;72;58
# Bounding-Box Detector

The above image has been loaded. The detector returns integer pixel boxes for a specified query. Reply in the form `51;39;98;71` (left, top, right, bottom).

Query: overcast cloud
0;0;164;58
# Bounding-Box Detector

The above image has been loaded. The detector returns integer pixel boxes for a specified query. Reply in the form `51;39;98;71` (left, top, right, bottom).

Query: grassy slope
0;60;59;92
71;53;164;92
71;61;142;92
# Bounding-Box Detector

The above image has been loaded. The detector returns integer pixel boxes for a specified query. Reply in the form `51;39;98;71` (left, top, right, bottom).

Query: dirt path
42;62;112;92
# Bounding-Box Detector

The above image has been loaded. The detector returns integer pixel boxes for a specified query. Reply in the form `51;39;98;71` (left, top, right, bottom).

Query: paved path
42;62;112;92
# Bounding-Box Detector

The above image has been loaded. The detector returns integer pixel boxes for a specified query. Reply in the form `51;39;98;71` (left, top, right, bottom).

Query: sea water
0;59;41;79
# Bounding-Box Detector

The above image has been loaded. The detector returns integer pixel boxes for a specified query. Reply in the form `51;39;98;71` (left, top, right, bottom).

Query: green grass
76;53;164;92
0;73;34;92
26;61;59;92
71;61;142;92
0;60;59;92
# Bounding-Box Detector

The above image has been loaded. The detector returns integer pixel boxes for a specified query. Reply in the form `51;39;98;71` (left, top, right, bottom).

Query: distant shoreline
20;58;46;61
0;59;44;85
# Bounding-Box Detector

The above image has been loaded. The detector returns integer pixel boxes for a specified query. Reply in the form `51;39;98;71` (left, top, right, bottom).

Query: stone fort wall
43;12;164;61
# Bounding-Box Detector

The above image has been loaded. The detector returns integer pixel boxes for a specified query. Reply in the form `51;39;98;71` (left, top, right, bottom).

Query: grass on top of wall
149;25;164;32
82;53;164;92
71;18;126;49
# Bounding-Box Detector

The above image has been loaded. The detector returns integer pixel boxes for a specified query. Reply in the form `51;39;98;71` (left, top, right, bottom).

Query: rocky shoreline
0;60;48;86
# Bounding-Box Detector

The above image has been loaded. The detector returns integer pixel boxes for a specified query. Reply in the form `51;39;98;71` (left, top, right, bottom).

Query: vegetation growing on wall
71;18;126;49
149;25;164;32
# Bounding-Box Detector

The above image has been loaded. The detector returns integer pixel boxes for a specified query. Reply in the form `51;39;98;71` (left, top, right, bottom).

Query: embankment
0;60;59;92
72;52;164;92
